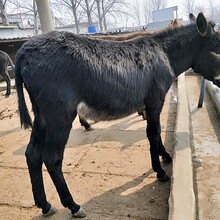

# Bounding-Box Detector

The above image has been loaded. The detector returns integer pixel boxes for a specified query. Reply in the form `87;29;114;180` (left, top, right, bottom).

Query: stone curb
206;80;220;119
168;73;196;220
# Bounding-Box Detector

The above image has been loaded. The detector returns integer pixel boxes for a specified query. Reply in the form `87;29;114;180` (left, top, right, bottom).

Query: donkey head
192;13;220;87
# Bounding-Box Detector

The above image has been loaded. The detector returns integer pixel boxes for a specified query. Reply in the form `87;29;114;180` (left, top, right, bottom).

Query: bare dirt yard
0;81;176;220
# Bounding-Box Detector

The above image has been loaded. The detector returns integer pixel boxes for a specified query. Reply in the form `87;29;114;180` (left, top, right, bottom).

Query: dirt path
0;81;176;220
186;75;220;219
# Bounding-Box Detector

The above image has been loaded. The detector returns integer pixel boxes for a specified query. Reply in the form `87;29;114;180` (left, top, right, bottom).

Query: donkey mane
154;23;196;41
155;20;216;41
209;21;216;29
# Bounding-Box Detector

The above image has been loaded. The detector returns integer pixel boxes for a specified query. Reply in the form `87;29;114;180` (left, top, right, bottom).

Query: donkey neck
154;24;201;77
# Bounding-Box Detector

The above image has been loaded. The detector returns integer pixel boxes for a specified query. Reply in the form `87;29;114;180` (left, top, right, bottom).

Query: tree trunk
101;0;107;31
0;0;9;26
73;9;80;34
96;0;103;31
85;0;92;26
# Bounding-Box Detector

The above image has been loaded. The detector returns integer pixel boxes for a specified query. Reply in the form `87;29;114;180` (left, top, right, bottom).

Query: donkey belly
77;102;142;121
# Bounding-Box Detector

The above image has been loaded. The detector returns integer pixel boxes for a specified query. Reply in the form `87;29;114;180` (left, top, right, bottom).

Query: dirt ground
0;81;177;220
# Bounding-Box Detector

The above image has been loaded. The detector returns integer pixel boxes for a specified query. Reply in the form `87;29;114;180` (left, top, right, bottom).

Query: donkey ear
173;19;178;26
189;13;196;23
169;20;174;26
196;12;208;36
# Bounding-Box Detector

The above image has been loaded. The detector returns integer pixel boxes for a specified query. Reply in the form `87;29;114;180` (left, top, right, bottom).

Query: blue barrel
88;26;97;33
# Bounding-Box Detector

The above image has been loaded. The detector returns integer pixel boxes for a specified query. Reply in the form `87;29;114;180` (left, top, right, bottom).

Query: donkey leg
25;117;55;215
159;139;172;163
198;77;206;108
79;115;92;131
157;122;172;163
43;120;86;217
146;112;170;182
1;71;11;97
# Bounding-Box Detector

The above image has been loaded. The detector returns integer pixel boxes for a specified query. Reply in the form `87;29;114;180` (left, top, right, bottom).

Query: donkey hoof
157;173;170;182
5;94;9;98
86;126;93;131
43;206;58;217
72;207;87;218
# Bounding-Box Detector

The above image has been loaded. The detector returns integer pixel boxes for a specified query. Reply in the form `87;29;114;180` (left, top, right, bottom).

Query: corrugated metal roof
0;37;30;42
0;25;17;29
0;27;34;40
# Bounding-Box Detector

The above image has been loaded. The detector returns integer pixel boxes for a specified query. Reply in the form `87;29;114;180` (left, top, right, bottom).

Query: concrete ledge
206;80;220;119
168;73;196;220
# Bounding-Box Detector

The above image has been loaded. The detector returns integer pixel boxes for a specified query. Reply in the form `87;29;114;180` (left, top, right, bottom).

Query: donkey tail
15;55;33;129
7;54;14;67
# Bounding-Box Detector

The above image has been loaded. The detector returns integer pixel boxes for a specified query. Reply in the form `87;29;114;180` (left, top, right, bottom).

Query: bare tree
133;0;141;26
142;0;167;24
51;0;83;34
182;0;195;16
100;0;129;31
208;0;214;19
7;0;35;14
101;0;107;31
95;0;103;31
80;0;95;26
0;0;9;25
53;0;128;33
143;0;152;24
151;0;166;11
194;5;205;17
6;0;41;35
